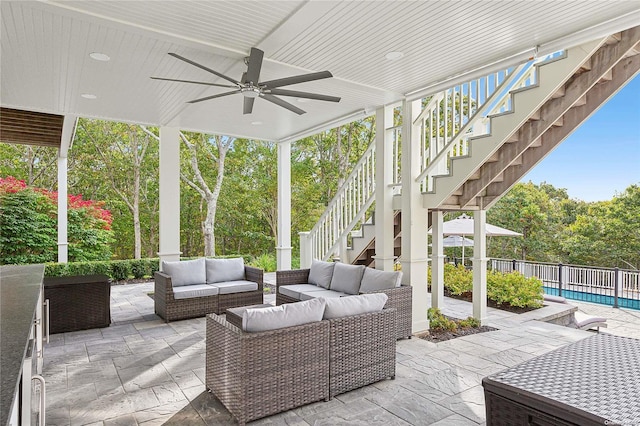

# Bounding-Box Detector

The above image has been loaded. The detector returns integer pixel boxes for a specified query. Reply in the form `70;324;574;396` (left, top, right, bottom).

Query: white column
400;99;429;334
158;127;181;269
57;155;68;263
430;210;445;308
299;231;311;269
277;141;292;270
473;210;488;324
373;105;396;271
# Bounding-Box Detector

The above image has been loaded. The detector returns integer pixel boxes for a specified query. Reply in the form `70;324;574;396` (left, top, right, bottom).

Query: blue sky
521;74;640;202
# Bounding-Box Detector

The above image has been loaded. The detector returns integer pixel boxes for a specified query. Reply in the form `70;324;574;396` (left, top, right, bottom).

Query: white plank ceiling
2;1;640;141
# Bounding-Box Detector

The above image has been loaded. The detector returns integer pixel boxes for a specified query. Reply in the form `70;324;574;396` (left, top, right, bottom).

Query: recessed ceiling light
81;93;97;99
385;51;404;61
251;121;263;125
89;52;110;61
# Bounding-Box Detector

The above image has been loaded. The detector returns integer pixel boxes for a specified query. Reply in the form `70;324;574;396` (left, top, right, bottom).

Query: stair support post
299;231;312;269
430;210;445;308
472;210;488;325
373;105;397;271
277;141;292;270
401;99;429;334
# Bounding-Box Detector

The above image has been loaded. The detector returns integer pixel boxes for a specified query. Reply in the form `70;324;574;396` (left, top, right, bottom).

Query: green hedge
44;255;255;282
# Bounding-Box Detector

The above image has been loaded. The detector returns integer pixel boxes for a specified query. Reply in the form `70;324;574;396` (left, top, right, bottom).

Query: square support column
472;210;488;324
158;127;181;269
430;210;445;308
373;105;396;271
277;141;292;271
400;99;429;334
57;155;68;263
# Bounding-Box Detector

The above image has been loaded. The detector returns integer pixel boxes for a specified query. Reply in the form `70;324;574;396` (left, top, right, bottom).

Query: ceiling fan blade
168;53;239;85
243;48;264;85
260;71;333;89
150;76;236;88
243;97;255;114
261;94;306;115
187;90;241;104
267;88;340;102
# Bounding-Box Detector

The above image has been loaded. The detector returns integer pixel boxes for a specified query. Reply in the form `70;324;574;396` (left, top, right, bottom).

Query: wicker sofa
276;261;412;339
154;257;263;322
206;298;396;425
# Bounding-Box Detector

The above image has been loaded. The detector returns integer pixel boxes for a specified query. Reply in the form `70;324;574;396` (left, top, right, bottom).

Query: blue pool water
543;287;640;310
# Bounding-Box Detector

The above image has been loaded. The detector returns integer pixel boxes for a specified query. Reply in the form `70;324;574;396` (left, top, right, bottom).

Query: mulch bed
419;315;498;343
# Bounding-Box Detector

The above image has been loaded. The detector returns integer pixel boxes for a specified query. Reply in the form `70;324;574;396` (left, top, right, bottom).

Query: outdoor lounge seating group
154;258;411;425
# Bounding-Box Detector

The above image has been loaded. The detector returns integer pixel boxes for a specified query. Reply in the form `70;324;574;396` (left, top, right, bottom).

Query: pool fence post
512;259;517;272
558;263;563;298
613;267;619;308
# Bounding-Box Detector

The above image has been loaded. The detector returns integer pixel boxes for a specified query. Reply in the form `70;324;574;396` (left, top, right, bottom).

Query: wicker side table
482;333;640;426
44;275;111;333
225;303;272;329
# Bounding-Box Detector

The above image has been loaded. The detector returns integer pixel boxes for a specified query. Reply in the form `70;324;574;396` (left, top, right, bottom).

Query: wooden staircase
347;28;640;266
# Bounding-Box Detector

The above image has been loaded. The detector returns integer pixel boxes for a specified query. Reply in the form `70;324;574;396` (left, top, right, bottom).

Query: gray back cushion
359;268;403;293
323;293;388;319
308;259;335;289
242;298;326;332
162;258;206;287
206;257;245;283
329;263;365;295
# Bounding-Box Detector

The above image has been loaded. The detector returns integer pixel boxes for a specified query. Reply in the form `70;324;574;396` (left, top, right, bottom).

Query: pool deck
41;277;640;425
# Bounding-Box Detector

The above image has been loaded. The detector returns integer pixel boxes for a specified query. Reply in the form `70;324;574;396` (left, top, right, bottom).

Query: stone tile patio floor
42;276;640;425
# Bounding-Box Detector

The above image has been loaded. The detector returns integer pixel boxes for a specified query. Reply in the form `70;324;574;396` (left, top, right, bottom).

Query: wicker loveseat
276;260;412;339
154;257;263;322
206;297;396;425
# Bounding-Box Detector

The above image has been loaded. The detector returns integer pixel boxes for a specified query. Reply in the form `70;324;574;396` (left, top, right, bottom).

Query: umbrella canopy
428;214;522;237
442;235;475;247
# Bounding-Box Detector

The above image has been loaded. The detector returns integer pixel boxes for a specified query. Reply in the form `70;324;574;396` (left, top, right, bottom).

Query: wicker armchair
329;308;396;397
154;265;264;322
276;268;412;339
206;313;330;426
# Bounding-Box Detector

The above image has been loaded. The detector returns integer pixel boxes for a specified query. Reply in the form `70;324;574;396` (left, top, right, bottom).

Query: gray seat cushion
330;263;365;295
299;289;346;301
359;268;402;293
206;257;245;283
278;284;324;300
323;293;388;319
308;259;335;289
162;258;206;287
212;280;258;294
242;298;326;332
172;284;219;299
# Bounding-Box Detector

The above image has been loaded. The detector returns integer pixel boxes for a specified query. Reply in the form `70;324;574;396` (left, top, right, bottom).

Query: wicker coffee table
225;303;272;329
482;333;640;426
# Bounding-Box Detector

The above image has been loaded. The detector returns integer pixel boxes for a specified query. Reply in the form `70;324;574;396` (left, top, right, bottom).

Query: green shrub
458;317;481;329
249;253;277;272
130;259;150;278
443;264;473;295
111;260;132;281
487;270;543;308
427;308;458;332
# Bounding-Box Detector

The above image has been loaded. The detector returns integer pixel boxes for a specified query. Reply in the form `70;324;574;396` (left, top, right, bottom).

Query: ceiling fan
151;47;341;115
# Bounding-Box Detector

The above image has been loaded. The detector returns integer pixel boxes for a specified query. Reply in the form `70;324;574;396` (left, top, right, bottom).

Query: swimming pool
543;287;640;310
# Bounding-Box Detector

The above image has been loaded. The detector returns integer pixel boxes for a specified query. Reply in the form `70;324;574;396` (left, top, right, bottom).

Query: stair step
552;117;564;127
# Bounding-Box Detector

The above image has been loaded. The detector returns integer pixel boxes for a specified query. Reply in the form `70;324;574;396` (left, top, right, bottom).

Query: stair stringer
420;39;604;210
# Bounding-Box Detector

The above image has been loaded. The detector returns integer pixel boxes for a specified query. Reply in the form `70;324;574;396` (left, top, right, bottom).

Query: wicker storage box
482;334;640;426
44;274;111;333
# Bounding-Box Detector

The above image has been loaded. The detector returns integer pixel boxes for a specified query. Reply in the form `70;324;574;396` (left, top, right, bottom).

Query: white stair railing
304;142;376;263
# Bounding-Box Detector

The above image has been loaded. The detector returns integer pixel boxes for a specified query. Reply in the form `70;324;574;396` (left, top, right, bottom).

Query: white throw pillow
162;258;206;287
242;298;326;332
308;259;335;289
206;257;245;284
323;293;388;319
329;263;365;295
359;268;403;293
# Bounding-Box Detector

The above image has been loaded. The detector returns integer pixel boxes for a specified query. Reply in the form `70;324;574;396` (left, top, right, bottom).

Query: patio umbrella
428;214;522;264
442;235;474;264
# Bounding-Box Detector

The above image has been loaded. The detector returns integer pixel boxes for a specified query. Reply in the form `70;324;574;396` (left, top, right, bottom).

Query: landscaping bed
419;308;497;343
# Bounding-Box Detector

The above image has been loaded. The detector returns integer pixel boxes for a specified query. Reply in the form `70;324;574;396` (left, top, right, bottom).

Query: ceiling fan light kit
152;47;341;115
